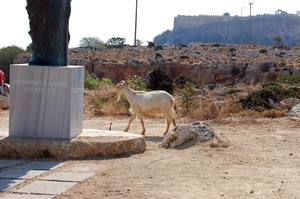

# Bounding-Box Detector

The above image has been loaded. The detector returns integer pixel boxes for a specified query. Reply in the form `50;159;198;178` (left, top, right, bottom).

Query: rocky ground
1;110;300;198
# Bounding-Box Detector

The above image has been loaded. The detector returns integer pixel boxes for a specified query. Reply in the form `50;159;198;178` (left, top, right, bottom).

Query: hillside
14;43;300;87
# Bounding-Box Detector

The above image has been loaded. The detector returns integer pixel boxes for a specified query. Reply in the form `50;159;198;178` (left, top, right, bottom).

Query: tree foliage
105;37;125;48
239;82;300;111
0;45;25;83
147;41;155;48
26;43;33;53
136;39;143;46
175;74;198;89
79;37;104;48
180;81;199;111
273;36;283;47
147;67;174;94
84;70;101;90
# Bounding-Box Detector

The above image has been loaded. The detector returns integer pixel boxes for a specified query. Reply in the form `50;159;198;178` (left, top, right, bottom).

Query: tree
147;67;174;94
79;37;104;48
273;36;283;47
136;39;143;46
26;43;33;53
105;37;126;47
0;45;25;83
147;41;155;48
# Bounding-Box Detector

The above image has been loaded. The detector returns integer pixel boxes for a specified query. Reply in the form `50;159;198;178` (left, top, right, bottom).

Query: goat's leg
124;113;136;132
139;117;146;135
172;118;176;126
163;120;171;135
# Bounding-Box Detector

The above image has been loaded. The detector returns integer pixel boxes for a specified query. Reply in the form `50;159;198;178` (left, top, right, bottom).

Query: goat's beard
116;92;122;102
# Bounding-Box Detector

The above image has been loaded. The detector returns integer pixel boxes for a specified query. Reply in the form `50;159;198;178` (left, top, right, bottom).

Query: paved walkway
0;159;94;198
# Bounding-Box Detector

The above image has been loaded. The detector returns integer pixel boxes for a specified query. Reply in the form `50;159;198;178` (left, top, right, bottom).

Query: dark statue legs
26;0;71;66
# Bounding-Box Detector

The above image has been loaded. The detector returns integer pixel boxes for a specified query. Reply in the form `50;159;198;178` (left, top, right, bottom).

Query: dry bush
219;101;243;118
235;109;262;118
84;87;128;118
262;109;288;118
188;101;220;120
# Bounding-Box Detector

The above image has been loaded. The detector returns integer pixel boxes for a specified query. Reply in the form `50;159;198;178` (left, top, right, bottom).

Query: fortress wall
174;13;300;30
174;15;234;29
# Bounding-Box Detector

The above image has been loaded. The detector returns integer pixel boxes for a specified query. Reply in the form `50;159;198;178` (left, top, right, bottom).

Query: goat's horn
120;80;125;85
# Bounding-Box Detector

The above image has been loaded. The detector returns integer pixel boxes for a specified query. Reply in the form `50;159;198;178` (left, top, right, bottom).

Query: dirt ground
1;110;300;198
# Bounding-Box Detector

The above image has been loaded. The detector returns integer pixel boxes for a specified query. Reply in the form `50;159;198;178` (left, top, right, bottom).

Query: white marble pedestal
9;64;84;139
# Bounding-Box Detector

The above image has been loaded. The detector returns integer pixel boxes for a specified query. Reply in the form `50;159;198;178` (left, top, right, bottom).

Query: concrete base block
9;64;84;139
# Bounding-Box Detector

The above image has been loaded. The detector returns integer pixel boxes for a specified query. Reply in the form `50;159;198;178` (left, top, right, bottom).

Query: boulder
160;121;216;148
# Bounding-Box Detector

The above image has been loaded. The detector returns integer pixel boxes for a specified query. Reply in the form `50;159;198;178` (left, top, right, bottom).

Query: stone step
0;129;146;158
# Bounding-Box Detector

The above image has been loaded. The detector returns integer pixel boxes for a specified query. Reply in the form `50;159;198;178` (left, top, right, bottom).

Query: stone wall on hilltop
155;13;300;46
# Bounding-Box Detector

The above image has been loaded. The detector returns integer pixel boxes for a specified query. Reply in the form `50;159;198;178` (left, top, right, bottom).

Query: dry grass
83;88;128;119
82;81;294;125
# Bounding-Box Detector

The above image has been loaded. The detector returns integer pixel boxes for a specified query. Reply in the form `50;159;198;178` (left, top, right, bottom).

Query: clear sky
0;0;298;49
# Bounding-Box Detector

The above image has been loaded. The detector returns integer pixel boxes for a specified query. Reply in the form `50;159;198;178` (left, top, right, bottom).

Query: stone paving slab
14;180;77;195
1;193;55;199
0;160;24;169
40;171;95;182
18;161;64;170
0;179;25;192
0;169;46;179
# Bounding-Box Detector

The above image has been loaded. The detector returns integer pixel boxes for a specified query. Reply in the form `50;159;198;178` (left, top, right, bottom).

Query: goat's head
115;80;126;101
115;80;126;90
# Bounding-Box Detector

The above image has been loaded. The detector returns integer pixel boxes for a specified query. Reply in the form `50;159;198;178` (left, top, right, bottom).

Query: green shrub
105;37;125;48
228;88;244;94
181;81;199;111
239;81;299;110
177;44;188;47
211;43;220;47
0;45;25;83
175;75;198;89
126;75;148;91
147;67;174;94
154;45;163;51
276;73;300;86
259;49;268;54
229;47;237;52
147;41;155;48
84;70;101;89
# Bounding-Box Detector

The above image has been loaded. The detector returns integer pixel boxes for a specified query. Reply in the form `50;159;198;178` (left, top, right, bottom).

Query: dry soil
1;110;300;198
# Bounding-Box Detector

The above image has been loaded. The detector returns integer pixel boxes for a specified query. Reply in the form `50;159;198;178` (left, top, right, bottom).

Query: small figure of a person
0;70;5;95
26;0;71;66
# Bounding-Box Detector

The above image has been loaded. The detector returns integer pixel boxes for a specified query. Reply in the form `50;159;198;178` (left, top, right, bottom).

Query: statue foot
28;57;61;66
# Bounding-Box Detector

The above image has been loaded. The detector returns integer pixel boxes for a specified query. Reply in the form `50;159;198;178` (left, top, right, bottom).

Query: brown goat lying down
115;80;176;135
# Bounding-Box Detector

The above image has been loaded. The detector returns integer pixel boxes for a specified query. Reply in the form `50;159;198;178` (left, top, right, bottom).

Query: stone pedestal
9;64;84;139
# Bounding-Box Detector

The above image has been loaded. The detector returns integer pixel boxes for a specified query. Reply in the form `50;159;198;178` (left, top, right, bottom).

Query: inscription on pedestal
9;64;84;139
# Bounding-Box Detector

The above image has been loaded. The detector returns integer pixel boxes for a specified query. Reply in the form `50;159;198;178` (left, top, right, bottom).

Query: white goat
115;80;176;135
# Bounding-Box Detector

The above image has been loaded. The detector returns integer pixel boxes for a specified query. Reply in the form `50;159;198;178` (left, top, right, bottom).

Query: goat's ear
120;80;125;86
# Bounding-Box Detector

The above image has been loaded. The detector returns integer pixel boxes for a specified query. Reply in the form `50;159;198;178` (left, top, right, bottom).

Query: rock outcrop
14;44;300;86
